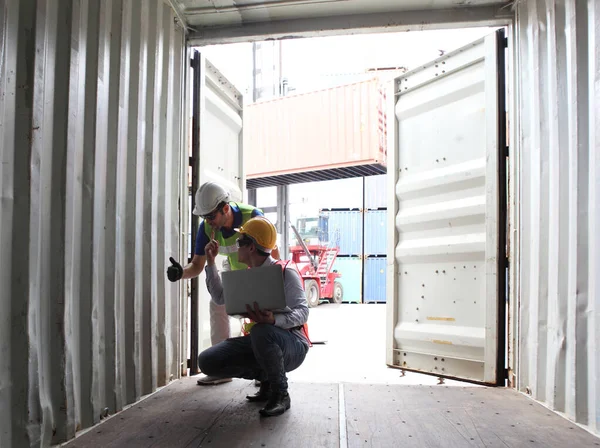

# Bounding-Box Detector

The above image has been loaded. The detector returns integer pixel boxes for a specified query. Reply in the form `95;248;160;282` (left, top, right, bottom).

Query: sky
199;26;499;98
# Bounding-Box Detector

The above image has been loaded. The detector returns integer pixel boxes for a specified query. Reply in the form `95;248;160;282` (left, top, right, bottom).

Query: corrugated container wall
244;79;388;179
332;258;362;303
364;173;388;210
323;210;363;256
364;257;387;303
364;210;387;256
0;1;186;446
515;0;599;435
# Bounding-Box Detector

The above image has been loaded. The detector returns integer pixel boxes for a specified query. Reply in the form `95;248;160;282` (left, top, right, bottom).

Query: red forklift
289;215;343;307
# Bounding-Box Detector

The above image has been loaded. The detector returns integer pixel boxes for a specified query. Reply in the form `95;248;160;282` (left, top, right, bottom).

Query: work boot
246;381;270;402
259;391;291;417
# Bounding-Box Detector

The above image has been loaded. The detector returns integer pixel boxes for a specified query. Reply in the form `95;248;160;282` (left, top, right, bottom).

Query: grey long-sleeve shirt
205;256;309;330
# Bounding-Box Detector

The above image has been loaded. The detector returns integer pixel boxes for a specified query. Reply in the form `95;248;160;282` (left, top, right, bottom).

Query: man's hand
167;257;183;282
245;301;275;325
205;231;219;266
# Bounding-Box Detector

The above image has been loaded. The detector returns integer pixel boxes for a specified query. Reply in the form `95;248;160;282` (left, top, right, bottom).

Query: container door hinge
505;145;509;157
504;37;508;48
187;358;192;369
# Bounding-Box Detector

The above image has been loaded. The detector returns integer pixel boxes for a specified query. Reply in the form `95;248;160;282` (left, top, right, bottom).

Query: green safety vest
203;202;260;271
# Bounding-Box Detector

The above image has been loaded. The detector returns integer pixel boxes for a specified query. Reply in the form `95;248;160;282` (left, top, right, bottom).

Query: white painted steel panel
176;0;508;28
197;57;244;202
0;1;186;446
514;0;600;436
176;0;511;45
387;34;502;384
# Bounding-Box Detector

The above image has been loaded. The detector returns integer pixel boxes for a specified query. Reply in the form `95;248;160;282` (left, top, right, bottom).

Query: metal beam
166;0;189;32
276;185;289;259
189;51;202;376
247;188;257;206
187;5;513;45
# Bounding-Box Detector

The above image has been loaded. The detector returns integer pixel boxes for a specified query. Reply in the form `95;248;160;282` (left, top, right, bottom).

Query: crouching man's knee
249;322;277;336
197;350;215;376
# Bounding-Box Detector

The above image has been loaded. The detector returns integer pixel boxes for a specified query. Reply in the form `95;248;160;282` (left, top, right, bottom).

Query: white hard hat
193;181;231;216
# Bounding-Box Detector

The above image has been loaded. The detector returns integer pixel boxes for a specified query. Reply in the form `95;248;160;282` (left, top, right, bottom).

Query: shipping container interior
2;0;599;447
183;6;599;443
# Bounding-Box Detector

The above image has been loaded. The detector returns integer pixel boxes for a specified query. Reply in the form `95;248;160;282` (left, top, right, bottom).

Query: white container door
189;53;245;365
199;57;244;202
386;30;507;385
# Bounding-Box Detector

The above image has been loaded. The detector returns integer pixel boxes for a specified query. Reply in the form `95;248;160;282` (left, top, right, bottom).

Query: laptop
221;264;287;316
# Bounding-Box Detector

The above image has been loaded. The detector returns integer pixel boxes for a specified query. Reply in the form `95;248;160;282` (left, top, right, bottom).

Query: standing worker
167;181;271;385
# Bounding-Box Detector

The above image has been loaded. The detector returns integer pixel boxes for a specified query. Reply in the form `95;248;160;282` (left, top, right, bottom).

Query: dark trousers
197;323;308;392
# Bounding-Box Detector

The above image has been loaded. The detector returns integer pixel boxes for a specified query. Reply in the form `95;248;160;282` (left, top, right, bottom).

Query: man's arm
273;267;309;329
204;238;225;305
181;254;206;280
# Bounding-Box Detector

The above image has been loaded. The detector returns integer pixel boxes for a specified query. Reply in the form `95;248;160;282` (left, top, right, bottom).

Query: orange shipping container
244;79;388;188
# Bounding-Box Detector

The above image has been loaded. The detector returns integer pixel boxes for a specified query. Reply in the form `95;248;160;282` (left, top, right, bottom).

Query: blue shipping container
364;257;387;303
364;174;387;210
325;210;363;256
364;209;387;256
332;257;362;303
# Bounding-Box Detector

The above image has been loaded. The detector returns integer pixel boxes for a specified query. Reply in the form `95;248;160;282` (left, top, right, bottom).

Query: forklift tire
331;282;343;304
304;280;320;308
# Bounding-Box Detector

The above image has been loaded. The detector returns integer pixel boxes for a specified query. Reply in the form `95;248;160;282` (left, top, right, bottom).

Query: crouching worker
198;216;310;417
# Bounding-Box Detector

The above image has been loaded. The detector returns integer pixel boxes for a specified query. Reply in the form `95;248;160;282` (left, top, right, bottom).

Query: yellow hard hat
235;217;277;253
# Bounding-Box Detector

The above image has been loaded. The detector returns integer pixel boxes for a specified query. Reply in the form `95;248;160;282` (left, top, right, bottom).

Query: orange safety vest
241;260;312;347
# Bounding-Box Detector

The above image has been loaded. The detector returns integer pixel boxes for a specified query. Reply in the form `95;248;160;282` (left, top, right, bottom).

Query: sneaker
196;375;233;386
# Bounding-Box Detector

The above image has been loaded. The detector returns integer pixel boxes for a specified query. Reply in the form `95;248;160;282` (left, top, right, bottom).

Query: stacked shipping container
324;209;363;303
318;174;388;304
363;208;387;303
363;174;388;303
244;78;388;188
